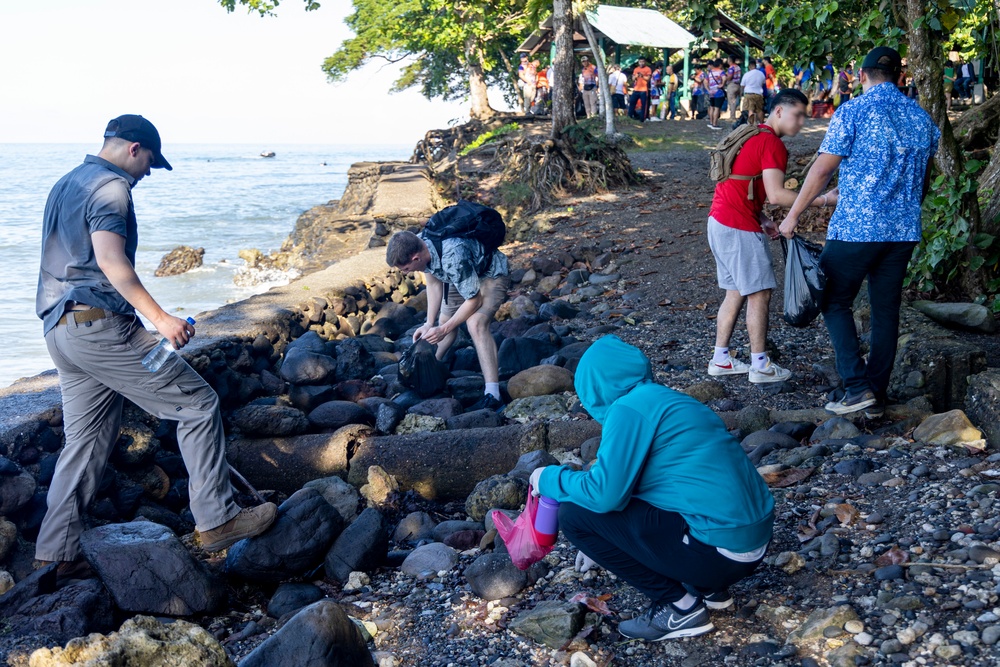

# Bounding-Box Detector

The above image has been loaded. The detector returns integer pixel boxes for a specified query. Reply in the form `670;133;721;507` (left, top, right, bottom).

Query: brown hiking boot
199;503;278;552
33;556;94;587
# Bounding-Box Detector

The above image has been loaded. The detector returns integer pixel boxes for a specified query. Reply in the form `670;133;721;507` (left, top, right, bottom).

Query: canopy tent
585;5;695;51
515;5;698;97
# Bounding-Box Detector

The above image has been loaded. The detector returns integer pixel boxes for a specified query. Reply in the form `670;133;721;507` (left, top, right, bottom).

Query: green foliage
321;0;529;102
217;0;319;16
219;0;529;104
908;159;1000;308
459;123;521;156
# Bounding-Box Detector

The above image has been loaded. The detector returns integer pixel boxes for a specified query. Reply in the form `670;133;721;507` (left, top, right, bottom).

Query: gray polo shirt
36;155;138;334
418;233;509;300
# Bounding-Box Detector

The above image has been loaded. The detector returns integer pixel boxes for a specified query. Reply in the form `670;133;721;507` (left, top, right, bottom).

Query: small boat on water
260;150;276;158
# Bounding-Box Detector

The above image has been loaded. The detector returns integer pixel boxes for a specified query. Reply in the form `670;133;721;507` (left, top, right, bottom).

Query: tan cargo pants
36;311;240;561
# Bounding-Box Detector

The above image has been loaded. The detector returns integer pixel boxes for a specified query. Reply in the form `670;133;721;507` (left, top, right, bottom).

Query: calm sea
0;143;411;388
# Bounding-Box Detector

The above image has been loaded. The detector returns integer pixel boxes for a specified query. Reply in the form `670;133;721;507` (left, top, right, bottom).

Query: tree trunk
981;151;1000;226
952;93;1000;150
550;0;576;138
579;13;616;138
903;0;985;296
465;37;495;120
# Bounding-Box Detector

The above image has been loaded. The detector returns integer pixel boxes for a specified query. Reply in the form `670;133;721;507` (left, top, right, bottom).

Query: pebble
844;620;864;634
854;632;874;646
935;644;963;660
953;629;980;645
874;564;905;581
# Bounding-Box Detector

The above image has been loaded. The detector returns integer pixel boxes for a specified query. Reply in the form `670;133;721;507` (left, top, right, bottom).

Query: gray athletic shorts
707;216;777;296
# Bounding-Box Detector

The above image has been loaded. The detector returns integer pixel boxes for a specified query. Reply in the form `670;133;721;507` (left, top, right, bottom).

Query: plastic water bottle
534;496;560;547
142;317;196;372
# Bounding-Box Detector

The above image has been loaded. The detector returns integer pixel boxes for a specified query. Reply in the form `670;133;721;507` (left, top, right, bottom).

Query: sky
0;0;512;146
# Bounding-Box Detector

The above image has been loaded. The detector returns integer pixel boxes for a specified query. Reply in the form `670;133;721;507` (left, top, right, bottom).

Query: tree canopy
219;0;533;118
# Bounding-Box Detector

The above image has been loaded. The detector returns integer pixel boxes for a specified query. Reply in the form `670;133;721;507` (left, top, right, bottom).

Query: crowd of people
517;48;981;125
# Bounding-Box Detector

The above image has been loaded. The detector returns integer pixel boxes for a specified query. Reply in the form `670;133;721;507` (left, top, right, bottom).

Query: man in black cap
779;47;940;417
34;115;277;581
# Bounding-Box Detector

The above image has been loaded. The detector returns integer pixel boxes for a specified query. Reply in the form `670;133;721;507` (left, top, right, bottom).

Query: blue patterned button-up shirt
820;82;940;243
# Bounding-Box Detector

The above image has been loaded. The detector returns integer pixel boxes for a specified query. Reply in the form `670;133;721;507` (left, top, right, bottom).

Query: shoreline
0;156;438;442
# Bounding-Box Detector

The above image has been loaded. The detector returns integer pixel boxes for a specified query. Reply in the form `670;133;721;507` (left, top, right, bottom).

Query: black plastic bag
398;339;448;398
782;236;826;327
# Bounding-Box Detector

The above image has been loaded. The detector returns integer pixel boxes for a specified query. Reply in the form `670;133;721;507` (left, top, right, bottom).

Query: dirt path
503;116;837;413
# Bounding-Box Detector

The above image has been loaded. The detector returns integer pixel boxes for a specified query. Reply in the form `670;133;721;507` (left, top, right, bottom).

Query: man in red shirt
706;89;838;383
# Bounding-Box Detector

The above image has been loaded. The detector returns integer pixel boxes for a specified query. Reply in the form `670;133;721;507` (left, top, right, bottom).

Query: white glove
528;467;546;496
575;550;599;573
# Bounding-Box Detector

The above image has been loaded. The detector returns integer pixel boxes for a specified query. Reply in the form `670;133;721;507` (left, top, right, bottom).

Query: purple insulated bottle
534;496;560;546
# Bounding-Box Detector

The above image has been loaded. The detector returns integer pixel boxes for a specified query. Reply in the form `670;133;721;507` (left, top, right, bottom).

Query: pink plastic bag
490;485;555;570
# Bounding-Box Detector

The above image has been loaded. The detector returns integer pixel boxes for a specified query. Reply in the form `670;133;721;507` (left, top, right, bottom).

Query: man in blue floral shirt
780;46;940;417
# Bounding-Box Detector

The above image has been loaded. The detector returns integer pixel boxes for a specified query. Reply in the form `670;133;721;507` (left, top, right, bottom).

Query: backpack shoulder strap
721;125;768;200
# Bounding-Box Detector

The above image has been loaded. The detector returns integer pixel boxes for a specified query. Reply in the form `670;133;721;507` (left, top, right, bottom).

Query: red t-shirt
708;125;787;232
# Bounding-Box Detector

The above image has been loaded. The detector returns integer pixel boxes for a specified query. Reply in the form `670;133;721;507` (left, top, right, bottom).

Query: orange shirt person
633;62;652;92
628;57;654;121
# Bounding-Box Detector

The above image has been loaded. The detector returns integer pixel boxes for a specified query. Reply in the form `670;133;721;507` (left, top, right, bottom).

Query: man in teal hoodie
529;336;774;640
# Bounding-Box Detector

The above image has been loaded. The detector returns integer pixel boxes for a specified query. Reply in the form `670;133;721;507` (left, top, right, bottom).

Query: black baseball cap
861;46;902;75
103;115;172;171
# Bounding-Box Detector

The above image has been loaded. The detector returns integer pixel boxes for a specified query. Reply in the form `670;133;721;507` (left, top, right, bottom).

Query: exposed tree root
495;128;640;211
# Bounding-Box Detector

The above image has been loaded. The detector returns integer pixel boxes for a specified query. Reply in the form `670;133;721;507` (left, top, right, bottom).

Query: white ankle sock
751;352;768;371
712;346;730;365
673;592;699;611
485;382;501;400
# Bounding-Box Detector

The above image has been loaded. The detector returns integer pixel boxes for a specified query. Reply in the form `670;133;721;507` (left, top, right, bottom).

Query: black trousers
819;240;917;399
559;499;764;605
628;91;649;120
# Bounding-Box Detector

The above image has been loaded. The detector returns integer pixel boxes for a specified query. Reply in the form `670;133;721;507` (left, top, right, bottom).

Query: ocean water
0;143;411;388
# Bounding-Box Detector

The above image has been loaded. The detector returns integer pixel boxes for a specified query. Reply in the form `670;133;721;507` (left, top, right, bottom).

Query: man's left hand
421;325;450;344
528;467;547;496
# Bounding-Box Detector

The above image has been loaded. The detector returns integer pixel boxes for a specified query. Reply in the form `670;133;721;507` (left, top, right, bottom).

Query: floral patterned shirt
419;234;509;300
820;82;940;243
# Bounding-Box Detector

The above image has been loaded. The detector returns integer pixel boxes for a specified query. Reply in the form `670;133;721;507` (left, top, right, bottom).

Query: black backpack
422;200;506;276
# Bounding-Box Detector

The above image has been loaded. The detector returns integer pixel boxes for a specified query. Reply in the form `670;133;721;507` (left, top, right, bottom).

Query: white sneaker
707;353;751;376
749;360;792;384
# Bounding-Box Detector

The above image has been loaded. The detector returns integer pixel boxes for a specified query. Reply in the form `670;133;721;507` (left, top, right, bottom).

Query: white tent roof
584;5;695;50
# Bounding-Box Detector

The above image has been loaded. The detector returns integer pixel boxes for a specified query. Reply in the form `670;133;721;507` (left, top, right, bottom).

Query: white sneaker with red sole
707;353;751;377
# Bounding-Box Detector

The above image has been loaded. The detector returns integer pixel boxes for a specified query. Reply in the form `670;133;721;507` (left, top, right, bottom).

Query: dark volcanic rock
230;404;309;437
465;552;548;601
308;401;373;430
1;578;114;644
226;488;344;582
241;600;375;667
267;582;325;619
324;508;388;582
280;348;337;385
334;339;377;382
80;520;226;615
497;338;558;379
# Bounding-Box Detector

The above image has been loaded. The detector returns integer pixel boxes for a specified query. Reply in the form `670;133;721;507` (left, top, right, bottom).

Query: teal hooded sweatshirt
538;335;774;552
